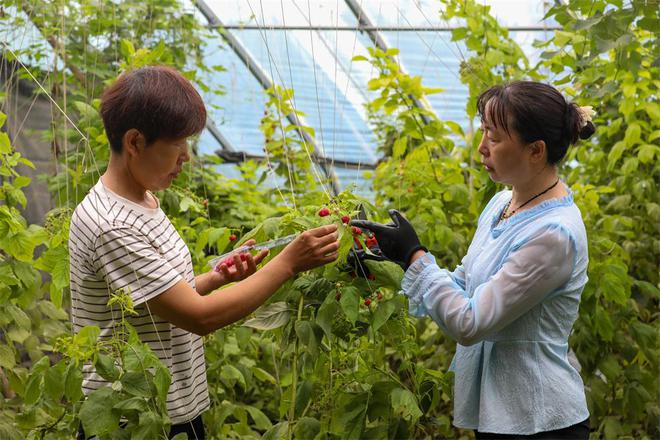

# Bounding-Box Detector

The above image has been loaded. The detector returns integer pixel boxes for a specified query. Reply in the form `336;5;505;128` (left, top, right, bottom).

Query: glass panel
363;0;554;29
203;0;360;27
205;29;377;164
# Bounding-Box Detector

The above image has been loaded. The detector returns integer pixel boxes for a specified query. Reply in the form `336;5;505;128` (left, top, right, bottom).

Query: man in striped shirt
69;66;339;439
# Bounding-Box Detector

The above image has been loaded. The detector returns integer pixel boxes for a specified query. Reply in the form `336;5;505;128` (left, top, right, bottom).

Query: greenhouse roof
2;0;558;194
191;0;557;192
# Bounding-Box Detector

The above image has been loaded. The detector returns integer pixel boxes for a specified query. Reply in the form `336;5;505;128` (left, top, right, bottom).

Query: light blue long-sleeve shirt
401;187;590;434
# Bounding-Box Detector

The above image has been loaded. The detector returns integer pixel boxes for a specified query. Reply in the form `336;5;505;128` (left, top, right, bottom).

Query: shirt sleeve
401;223;576;346
92;227;182;306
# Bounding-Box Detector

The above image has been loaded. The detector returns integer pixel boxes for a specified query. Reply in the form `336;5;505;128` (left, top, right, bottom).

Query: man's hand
350;209;426;269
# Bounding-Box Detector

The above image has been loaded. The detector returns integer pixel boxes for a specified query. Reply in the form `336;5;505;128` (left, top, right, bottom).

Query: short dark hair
100;66;207;153
476;81;595;165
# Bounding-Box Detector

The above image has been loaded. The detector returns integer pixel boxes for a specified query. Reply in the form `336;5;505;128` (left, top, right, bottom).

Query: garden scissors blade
207;234;298;268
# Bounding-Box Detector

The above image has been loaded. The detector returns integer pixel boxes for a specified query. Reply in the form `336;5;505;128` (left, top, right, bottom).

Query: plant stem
288;294;305;439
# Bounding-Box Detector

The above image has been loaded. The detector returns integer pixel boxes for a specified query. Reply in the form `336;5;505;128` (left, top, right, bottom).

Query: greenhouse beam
344;0;433;125
215;25;561;32
195;0;342;194
205;119;236;152
215;150;376;171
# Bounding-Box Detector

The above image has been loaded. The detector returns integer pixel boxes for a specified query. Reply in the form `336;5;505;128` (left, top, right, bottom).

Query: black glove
350;209;427;269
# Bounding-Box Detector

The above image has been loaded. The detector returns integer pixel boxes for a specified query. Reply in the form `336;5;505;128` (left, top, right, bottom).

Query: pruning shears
345;205;387;279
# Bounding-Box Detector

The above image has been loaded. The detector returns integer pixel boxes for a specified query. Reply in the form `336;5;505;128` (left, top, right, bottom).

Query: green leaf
6;304;30;329
74;325;101;349
295;379;313;417
23;374;42;405
120;371;153;397
73;101;98;120
0;345;15;369
371;300;396;332
246;405;272;430
179;196;195;212
153;366;171;402
243;301;291;330
294;417;320;439
133;412;165;440
392;136;407;159
295;321;322;358
0;132;11;154
316;300;339;339
80;387;121;437
390;388;423;422
44;361;66;401
0;263;19;285
64;362;83;402
95;353;120;381
252;367;276;385
119;39;136;58
607;141;626;170
13;176;30;189
333;393;367;440
637;144;658;164
623;123;641;147
340;286;360;324
364;260;404;290
208;227;229;247
221;364;246;391
112;396;148;412
262;421;289;440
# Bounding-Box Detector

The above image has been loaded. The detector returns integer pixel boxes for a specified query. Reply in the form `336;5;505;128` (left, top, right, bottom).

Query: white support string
246;0;334;202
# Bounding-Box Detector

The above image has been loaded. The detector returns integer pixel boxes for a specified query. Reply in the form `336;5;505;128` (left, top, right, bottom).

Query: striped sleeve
92;226;182;305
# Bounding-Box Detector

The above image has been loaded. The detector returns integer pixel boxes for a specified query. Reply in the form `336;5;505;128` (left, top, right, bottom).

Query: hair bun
579;120;596;140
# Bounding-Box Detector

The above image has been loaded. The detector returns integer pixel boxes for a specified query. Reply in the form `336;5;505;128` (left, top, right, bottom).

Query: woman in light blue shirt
352;81;595;439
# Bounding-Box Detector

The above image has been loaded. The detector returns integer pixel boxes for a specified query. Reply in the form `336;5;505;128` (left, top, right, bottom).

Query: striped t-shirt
69;179;209;424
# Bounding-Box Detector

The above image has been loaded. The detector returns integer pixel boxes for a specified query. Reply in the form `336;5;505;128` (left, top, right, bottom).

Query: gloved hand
350;209;427;269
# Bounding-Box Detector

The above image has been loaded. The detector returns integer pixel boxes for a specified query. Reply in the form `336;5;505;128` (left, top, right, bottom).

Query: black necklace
500;178;560;222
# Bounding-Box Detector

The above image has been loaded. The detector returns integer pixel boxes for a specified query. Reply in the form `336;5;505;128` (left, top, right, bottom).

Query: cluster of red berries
363;291;384;307
216;253;247;269
318;207;352;226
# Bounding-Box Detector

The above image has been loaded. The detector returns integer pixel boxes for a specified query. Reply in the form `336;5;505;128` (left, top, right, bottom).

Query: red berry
335;293;341;301
229;234;237;241
377;292;383;300
367;274;375;281
341;215;350;224
364;298;372;306
351;226;362;235
202;199;209;207
407;187;413;193
239;253;247;262
223;257;235;267
365;237;378;248
318;207;330;217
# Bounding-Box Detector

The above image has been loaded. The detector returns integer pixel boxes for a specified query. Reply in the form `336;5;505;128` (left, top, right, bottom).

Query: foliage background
0;0;657;439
